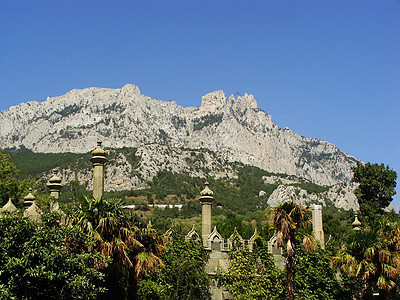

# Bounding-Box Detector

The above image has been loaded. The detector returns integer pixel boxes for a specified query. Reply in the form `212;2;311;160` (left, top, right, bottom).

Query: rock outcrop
267;184;359;210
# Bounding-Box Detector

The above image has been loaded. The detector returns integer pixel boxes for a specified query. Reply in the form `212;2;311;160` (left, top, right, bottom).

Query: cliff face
266;184;359;211
0;84;358;187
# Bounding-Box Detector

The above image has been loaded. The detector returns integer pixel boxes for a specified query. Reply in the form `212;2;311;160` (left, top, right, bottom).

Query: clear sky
1;0;399;208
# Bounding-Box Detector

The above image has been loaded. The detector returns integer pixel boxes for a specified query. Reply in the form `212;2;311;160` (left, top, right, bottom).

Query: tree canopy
217;237;284;300
0;152;32;206
333;220;400;299
352;162;397;222
0;212;106;300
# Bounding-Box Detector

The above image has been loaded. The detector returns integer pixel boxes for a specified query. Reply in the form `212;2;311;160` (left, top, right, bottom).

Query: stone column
90;142;108;200
24;188;36;208
199;182;214;247
23;188;42;222
47;169;63;212
312;204;324;246
47;169;63;199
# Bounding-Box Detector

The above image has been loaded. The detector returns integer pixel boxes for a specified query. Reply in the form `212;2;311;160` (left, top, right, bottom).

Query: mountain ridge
0;84;359;187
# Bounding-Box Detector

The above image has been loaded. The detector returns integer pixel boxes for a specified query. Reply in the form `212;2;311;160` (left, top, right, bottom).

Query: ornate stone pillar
199;182;214;247
24;188;35;208
352;213;362;231
47;169;63;199
312;204;324;246
91;142;108;200
23;188;42;222
47;169;63;212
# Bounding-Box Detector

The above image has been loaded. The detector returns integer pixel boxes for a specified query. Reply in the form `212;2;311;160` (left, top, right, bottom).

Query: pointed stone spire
91;141;108;200
24;202;42;222
228;227;244;249
248;228;258;251
185;224;201;242
352;213;362;231
199;181;214;247
1;198;17;213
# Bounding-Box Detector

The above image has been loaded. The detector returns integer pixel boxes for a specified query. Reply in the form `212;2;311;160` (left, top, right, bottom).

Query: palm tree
76;196;140;266
333;221;400;299
272;201;314;300
75;196;168;299
133;225;168;279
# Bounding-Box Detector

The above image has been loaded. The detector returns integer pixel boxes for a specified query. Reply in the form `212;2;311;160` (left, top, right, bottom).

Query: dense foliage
138;235;211;299
0;212;106;299
352;162;397;223
218;237;285;299
295;246;354;299
0;152;32;206
333;220;400;299
74;196;168;300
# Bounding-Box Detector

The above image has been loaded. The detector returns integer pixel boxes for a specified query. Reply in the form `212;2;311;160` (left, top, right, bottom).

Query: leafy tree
218;237;285;300
138;234;210;300
333;221;400;299
352;162;397;223
295;245;354;299
0;152;32;206
272;201;315;300
322;203;353;249
0;212;106;299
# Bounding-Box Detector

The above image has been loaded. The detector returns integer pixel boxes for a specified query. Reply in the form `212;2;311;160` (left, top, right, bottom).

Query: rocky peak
200;90;227;112
120;84;141;97
233;93;258;110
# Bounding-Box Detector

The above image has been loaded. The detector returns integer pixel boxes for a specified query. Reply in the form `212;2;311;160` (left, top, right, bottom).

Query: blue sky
1;0;399;208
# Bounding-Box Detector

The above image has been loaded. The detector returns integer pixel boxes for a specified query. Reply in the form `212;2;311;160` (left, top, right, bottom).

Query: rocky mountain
266;184;359;211
0;84;359;188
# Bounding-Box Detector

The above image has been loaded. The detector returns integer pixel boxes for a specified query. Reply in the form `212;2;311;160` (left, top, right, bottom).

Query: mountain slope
5;147;359;211
0;84;358;186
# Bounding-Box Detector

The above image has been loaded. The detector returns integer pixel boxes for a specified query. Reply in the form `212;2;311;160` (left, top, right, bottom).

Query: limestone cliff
266;184;359;211
0;84;359;187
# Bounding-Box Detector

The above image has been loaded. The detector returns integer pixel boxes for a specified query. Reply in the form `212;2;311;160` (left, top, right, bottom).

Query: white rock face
262;175;300;185
267;184;359;210
0;84;359;187
50;145;236;192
